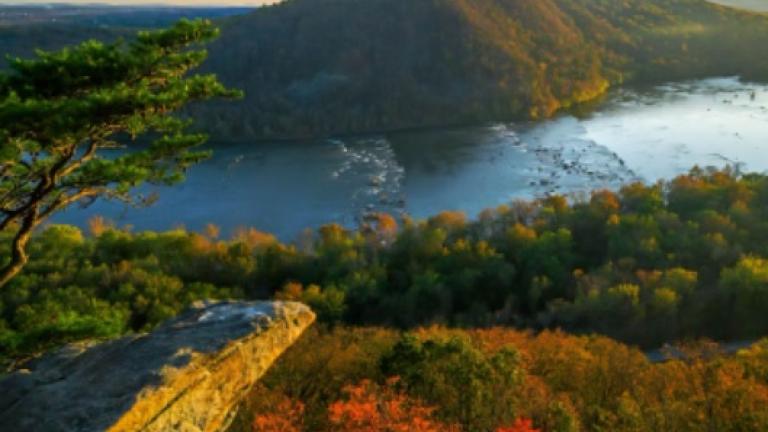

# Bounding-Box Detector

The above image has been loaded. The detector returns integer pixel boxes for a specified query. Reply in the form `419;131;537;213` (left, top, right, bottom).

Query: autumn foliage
496;418;541;432
240;326;768;432
252;398;304;432
327;378;459;432
250;376;540;432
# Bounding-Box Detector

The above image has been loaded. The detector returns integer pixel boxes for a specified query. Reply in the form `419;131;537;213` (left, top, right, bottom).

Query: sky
709;0;768;12
1;0;278;5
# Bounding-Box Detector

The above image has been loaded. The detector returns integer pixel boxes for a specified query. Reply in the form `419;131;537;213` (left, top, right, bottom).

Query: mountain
2;1;768;140
196;0;768;139
0;5;251;60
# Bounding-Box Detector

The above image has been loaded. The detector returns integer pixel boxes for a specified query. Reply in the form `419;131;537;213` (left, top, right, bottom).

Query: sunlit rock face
0;300;315;432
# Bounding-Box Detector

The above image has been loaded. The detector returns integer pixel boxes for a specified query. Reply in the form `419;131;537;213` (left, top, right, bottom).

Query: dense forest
232;327;768;431
4;168;768;362
195;0;768;139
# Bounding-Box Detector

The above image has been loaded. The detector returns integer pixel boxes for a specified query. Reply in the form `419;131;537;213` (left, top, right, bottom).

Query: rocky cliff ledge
0;300;315;432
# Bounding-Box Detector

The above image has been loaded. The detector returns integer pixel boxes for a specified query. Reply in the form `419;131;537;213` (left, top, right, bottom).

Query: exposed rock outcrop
0;300;315;432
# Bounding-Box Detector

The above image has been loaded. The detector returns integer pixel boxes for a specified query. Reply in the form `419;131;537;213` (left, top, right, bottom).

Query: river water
53;77;768;239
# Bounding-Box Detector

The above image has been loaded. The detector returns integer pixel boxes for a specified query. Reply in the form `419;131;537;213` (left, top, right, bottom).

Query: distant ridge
0;4;251;59
0;1;262;6
195;0;768;139
708;0;768;12
1;0;768;140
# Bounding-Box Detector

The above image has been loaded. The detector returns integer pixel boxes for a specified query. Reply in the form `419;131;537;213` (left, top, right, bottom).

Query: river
53;77;768;240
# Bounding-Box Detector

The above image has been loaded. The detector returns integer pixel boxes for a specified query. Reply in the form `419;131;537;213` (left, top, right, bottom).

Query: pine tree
0;19;240;286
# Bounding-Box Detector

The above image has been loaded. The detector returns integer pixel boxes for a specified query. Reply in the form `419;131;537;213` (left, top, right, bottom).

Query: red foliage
252;398;304;432
496;417;541;432
328;378;460;432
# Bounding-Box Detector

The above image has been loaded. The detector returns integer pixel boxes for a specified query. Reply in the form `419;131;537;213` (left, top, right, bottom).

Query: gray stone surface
0;300;315;432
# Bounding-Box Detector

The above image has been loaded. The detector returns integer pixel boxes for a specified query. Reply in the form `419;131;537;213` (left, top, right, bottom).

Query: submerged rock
0;300;315;432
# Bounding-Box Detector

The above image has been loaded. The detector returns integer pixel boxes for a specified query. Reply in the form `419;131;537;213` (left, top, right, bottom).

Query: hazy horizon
0;0;276;6
4;0;766;11
3;0;766;11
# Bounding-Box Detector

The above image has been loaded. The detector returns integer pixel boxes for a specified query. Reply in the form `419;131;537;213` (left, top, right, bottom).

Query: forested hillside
6;168;768;361
196;0;768;139
3;1;768;140
0;5;248;61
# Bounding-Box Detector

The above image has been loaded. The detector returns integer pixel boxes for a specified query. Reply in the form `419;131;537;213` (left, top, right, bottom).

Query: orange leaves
365;213;399;237
204;223;221;240
248;326;768;432
275;282;304;301
87;215;114;237
427;211;468;230
252;398;304;432
251;378;538;432
233;227;278;250
328;378;460;432
496;418;541;432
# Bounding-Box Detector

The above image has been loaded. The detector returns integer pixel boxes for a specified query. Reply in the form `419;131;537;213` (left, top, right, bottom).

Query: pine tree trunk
0;212;36;288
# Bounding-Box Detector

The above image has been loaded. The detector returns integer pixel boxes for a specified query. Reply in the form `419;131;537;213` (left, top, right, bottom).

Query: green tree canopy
0;19;240;286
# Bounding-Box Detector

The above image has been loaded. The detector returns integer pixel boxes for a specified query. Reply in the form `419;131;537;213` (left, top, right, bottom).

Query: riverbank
52;77;768;240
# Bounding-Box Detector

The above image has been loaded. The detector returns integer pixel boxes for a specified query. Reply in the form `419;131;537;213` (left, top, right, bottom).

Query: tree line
5;168;768;360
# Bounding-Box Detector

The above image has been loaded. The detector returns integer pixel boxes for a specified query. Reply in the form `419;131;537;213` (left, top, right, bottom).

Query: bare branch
38;187;105;221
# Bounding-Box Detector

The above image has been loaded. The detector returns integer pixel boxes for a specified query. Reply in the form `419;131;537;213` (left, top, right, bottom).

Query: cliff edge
0;300;315;432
